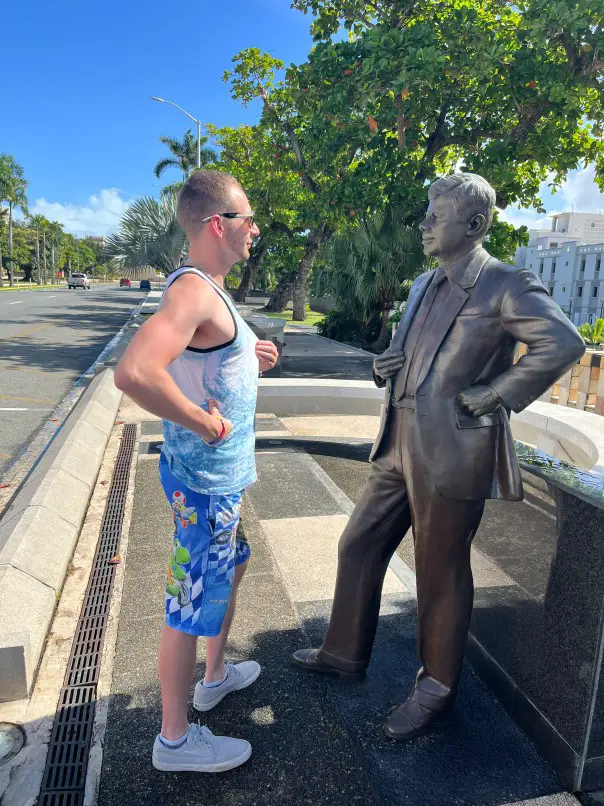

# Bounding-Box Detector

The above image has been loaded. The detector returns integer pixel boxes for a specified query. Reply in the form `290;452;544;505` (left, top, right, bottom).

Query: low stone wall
516;345;604;415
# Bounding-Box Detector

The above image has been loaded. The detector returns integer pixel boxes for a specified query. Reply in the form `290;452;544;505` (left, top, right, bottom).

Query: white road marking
0;408;55;412
8;301;24;305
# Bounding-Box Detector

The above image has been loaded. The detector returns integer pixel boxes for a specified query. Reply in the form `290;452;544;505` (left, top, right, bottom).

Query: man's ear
467;213;488;239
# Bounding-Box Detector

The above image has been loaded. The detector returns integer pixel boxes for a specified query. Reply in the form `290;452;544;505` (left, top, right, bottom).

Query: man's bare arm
114;275;229;442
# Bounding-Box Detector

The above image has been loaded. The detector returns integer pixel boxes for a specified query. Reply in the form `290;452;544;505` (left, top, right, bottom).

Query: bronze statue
292;173;586;740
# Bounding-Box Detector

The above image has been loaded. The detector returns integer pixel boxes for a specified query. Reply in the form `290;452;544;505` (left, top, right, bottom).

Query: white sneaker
193;661;261;712
152;723;251;773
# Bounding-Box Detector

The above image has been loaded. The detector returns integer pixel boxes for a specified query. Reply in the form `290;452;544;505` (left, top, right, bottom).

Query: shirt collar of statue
439;246;487;287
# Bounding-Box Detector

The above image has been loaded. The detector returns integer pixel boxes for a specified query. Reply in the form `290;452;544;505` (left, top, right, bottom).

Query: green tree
224;49;383;319
28;214;50;284
48;221;64;281
0;154;28;286
578;318;604;348
212;122;307;302
104;195;187;276
289;0;604;223
154;130;217;184
316;207;425;349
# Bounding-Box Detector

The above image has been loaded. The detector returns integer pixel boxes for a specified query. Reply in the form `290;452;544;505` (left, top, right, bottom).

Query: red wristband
204;418;226;446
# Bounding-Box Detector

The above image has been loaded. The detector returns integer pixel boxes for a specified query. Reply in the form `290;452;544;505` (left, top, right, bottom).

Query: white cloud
498;207;555;231
30;188;130;236
499;165;604;231
559;164;604;212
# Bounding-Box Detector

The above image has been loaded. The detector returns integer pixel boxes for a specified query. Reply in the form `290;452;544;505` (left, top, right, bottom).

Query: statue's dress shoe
384;675;453;740
291;648;366;681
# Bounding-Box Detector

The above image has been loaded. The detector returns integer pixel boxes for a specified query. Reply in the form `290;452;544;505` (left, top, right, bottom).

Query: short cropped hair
177;170;243;235
429;173;496;225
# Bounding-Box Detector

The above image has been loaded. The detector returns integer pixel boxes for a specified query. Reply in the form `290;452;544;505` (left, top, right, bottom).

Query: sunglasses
200;212;256;228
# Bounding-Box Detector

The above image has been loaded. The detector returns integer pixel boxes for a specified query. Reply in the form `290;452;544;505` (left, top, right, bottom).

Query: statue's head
420;173;496;263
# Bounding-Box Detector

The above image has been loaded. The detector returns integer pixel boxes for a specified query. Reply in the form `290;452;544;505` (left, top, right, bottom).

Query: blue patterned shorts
159;454;251;637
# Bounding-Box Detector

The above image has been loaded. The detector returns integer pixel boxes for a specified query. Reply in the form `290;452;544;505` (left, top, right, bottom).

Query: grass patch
262;308;324;327
0;283;60;292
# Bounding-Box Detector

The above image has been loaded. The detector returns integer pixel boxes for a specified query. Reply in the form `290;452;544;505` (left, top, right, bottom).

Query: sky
2;0;604;237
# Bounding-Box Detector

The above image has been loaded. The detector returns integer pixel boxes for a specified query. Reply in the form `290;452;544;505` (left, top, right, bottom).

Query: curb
0;370;123;702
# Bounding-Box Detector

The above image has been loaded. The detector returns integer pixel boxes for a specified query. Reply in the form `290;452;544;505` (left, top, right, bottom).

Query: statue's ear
468;213;488;238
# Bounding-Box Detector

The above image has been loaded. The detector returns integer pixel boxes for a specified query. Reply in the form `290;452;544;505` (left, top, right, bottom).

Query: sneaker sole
152;743;252;773
193;665;262;712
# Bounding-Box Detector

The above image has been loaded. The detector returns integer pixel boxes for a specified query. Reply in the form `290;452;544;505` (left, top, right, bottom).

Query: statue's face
419;195;476;261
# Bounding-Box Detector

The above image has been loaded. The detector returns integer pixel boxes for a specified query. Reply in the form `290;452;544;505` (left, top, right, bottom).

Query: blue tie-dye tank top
161;265;259;495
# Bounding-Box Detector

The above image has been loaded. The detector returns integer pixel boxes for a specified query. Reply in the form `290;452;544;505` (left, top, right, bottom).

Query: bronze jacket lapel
415;250;492;390
391;270;435;352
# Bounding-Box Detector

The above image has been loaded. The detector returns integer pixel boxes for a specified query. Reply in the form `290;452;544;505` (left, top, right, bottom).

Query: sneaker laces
187;723;213;747
225;663;242;682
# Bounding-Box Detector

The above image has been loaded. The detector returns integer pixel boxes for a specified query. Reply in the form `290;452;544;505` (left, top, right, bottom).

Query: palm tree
578;319;604;349
104;195;187;276
28;214;51;284
47;221;64;283
0;206;8;286
0;154;28;286
317;207;426;350
154;130;216;183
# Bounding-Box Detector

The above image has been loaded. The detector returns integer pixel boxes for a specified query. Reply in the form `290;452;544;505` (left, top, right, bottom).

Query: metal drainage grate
38;424;136;805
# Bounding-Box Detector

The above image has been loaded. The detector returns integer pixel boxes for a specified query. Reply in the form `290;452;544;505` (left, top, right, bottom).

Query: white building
551;212;604;244
524;240;604;326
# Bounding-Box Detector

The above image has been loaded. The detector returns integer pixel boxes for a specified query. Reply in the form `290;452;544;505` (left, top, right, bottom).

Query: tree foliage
289;0;604;220
104;195;187;276
315;206;425;348
154;130;217;183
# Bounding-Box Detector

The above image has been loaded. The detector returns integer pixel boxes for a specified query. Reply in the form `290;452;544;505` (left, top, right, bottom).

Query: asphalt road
0;285;146;481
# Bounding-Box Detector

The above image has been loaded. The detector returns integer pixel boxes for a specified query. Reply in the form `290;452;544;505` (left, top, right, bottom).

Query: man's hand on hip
202;398;233;445
373;349;406;381
256;340;279;373
458;385;502;417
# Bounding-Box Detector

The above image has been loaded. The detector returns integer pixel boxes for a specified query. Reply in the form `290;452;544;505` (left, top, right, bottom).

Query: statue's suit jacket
371;248;586;501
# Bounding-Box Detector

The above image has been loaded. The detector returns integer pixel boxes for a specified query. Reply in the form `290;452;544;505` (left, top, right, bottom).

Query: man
293;173;585;740
115;170;278;772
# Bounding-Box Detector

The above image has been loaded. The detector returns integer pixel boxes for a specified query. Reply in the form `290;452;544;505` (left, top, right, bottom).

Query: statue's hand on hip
373;350;405;381
458;385;502;417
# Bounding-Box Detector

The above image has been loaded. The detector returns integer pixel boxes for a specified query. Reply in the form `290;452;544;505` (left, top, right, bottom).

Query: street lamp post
151;96;202;169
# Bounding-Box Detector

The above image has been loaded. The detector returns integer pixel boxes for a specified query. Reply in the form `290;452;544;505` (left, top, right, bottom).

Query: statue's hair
428;173;496;225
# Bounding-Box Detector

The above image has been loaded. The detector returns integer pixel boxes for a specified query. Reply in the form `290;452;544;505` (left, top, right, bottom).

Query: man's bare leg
159;625;197;740
204;561;248;683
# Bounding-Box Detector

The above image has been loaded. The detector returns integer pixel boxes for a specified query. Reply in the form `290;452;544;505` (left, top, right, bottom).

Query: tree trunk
36;231;41;284
8;202;14;287
43;230;47;284
0;242;3;287
292;226;331;321
371;306;393;352
263;271;297;313
234;242;268;303
51;244;55;283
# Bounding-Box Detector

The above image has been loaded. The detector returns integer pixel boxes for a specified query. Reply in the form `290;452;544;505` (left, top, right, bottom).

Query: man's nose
251;223;260;238
419;219;430;232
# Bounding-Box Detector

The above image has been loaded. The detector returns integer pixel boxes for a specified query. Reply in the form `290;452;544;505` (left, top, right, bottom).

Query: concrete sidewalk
96;389;579;806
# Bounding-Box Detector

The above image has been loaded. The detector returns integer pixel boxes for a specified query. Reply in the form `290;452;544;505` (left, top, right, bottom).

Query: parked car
120;278;132;288
139;279;151;290
68;273;90;289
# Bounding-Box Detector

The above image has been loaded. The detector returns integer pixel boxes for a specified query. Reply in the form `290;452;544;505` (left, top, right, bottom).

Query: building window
597;257;601;273
593;285;599;297
580;258;586;273
589;313;595;324
551;260;556;275
549;286;554;296
551;242;558;248
562;286;566;292
578;286;584;297
539;261;544;275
